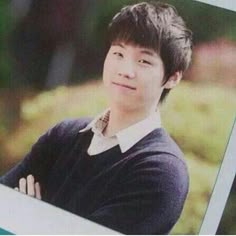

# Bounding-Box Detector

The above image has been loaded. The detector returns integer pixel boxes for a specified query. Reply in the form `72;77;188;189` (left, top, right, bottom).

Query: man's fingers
19;178;27;194
35;182;42;200
18;175;42;200
27;174;35;197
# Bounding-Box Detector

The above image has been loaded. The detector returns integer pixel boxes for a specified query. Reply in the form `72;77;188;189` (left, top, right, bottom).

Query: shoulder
131;128;186;164
33;117;93;148
123;150;189;212
47;117;93;139
127;149;189;186
126;128;189;190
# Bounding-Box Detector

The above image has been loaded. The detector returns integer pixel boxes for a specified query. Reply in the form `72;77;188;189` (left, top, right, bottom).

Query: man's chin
109;99;139;111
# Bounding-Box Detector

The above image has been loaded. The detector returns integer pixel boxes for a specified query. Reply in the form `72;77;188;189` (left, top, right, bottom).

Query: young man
0;1;192;234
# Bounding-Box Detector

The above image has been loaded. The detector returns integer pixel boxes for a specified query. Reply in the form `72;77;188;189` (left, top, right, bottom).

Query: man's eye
139;59;152;65
113;52;123;58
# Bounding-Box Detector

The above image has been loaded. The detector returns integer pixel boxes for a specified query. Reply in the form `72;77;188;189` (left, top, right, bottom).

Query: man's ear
163;71;183;89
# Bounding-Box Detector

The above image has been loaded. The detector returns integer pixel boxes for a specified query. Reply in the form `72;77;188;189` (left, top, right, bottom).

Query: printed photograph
0;0;235;234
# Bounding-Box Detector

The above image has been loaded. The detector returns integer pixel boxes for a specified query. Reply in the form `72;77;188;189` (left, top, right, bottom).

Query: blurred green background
0;0;236;234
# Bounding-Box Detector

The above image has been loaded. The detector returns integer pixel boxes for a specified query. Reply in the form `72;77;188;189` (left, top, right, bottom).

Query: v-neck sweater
0;118;189;235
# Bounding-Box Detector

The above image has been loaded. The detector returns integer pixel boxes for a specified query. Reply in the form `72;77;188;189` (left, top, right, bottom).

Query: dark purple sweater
0;118;189;234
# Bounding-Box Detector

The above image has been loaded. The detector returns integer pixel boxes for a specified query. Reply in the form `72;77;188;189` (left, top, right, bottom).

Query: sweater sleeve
0;118;91;190
0;122;64;189
88;154;189;235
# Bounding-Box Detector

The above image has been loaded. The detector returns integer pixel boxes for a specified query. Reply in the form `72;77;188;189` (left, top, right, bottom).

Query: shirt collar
79;108;110;134
116;111;161;152
79;108;161;153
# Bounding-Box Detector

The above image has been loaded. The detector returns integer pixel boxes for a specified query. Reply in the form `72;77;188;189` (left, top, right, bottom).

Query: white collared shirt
79;108;162;156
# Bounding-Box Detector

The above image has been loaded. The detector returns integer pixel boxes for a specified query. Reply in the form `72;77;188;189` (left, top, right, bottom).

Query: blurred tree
164;0;236;42
0;0;12;88
10;0;86;89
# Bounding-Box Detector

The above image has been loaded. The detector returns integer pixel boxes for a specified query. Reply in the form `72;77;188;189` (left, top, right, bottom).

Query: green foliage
21;82;107;123
164;0;236;42
0;80;235;234
161;82;236;164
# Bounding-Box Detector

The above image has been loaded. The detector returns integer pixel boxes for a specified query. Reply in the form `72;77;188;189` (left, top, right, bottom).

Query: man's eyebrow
111;43;157;56
111;42;125;48
139;49;157;56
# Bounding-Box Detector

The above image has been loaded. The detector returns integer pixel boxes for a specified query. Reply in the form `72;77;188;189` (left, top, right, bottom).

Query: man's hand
14;174;42;200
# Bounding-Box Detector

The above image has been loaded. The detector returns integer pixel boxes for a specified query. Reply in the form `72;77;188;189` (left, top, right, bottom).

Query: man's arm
88;154;189;235
0;122;64;191
0;118;92;196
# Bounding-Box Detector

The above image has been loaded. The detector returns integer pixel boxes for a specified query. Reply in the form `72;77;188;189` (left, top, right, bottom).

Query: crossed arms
0;119;189;234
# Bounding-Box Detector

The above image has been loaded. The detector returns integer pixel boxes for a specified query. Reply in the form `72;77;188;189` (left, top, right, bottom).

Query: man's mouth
112;82;136;90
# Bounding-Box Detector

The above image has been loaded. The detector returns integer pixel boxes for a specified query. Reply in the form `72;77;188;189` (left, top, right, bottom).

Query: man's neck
103;106;156;137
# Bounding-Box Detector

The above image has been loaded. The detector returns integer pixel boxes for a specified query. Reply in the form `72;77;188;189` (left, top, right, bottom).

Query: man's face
103;41;165;112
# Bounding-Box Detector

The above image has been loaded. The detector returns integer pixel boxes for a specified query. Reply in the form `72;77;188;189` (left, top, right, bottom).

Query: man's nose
118;61;136;79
